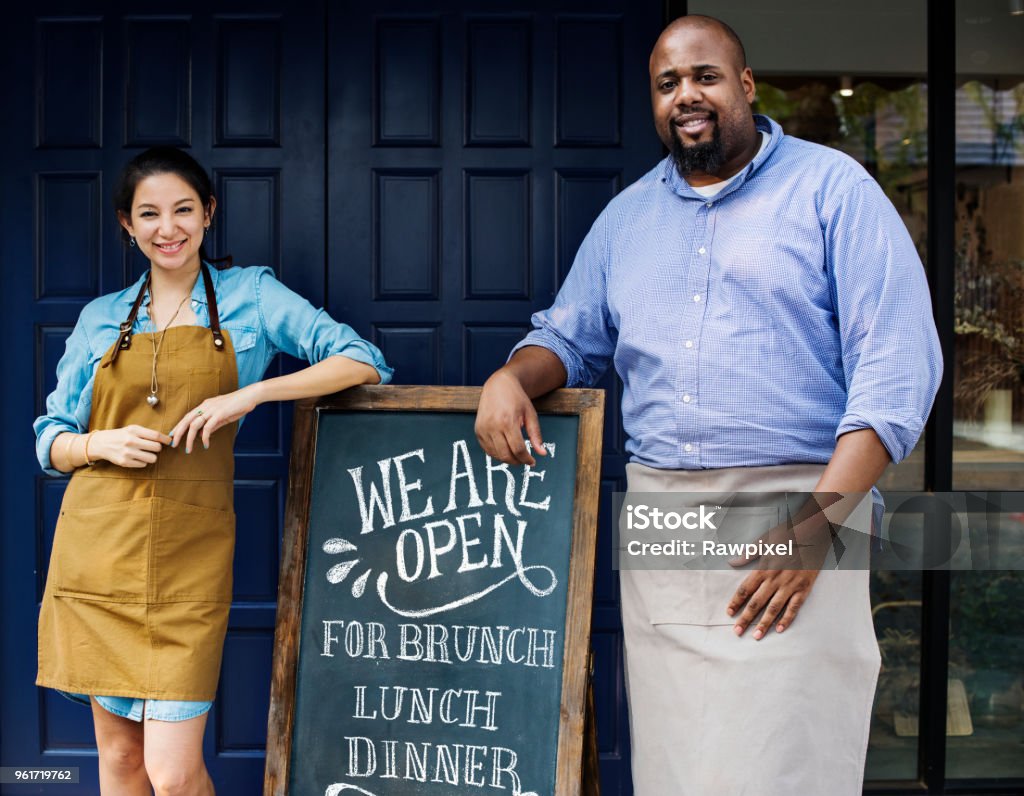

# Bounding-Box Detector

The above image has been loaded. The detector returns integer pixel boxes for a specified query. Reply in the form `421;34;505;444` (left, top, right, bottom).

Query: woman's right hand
91;425;173;468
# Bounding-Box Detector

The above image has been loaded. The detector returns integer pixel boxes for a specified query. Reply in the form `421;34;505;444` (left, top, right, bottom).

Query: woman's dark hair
112;146;232;268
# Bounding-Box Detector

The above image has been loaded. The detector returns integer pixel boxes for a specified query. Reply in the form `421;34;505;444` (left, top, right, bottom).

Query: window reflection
949;1;1024;780
954;80;1024;491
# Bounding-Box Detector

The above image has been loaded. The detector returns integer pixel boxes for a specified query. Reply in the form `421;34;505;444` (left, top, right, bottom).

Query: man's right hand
475;369;546;466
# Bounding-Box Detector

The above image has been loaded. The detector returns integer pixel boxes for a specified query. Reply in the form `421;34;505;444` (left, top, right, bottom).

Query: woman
33;146;392;795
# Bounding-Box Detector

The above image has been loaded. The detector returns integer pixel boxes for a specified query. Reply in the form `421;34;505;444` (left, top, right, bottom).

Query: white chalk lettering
490;514;525;572
424;520;458;579
433;743;460;785
477;625;507;665
395;529;424;582
445;440;484;512
381;740;398;779
425;623;451;664
393;449;434;522
398;624;423;661
439;689;461;724
324;622;556;669
465;744;488;786
519;443;555;511
506;628;526;664
484;456;520;517
346;736;377;777
462;690;501;731
345;622;363;658
353;686;377;720
526;628;557;668
380;686;406;721
367;622;389;659
323;621;390;659
404;742;430;783
452;625;478;663
356;684;501;731
456;513;488;573
348;460;395;533
492;746;523;791
337;739;534;794
408;687;437;724
323;620;344;657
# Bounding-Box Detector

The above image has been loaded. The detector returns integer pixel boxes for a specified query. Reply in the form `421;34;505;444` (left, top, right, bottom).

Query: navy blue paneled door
326;3;662;791
0;3;325;793
1;2;661;793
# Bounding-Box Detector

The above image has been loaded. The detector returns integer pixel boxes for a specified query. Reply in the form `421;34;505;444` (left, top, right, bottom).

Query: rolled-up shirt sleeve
34;316;94;476
254;267;393;383
827;178;942;463
511;215;616;387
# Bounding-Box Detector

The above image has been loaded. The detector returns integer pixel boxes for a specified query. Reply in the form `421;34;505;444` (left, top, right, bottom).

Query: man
475;14;941;796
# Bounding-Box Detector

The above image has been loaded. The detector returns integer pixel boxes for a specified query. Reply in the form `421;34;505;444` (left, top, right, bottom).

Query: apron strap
102;272;150;368
200;263;226;351
103;263;225;368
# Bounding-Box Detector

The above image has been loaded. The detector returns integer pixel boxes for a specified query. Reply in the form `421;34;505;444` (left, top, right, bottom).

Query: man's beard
670;121;725;178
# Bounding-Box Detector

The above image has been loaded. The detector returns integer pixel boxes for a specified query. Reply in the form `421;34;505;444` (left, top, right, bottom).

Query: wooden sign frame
264;384;605;796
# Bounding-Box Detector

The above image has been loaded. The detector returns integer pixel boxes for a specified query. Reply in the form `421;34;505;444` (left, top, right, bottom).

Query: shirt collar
120;262;219;308
661;113;783;201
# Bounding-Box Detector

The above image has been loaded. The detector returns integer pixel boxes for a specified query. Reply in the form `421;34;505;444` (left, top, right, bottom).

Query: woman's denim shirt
34;264;393;476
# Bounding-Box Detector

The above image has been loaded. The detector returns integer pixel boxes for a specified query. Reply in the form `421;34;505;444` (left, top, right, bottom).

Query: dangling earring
203;225;210;237
129;236;136;248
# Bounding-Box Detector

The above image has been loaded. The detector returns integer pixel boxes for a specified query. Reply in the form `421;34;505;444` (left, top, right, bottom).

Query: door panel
326;3;662;791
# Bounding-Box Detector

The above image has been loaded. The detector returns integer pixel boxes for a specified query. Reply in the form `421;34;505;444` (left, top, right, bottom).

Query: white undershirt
689;131;770;198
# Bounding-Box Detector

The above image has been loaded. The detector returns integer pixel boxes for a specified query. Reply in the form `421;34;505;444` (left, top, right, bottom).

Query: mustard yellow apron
37;264;239;701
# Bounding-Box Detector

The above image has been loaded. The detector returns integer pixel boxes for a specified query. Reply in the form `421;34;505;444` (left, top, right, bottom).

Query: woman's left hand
170;385;260;453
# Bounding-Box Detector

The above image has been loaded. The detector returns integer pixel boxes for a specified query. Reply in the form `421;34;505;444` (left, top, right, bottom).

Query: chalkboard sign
265;385;604;796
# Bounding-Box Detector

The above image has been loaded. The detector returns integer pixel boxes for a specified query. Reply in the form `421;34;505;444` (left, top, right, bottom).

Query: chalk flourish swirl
376;565;557;618
326;784;537;796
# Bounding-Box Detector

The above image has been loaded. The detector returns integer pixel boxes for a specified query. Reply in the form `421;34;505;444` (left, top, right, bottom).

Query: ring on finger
195;408;204;416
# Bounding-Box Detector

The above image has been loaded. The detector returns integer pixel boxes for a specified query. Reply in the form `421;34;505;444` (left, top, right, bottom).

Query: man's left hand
726;567;820;640
726;507;836;639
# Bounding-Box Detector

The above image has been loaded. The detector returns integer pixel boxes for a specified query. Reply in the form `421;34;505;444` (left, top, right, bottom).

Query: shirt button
685;340;694;348
698;247;706;255
684;443;693;452
706;201;713;208
683;394;692;403
192;300;199;308
693;294;701;302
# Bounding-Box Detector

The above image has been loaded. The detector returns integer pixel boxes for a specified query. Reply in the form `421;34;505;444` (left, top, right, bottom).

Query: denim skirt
57;690;212;722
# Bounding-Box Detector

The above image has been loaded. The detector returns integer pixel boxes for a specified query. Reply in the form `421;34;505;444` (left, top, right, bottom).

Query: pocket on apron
627;506;779;626
188;367;222;405
53;499;152;601
151;497;234;602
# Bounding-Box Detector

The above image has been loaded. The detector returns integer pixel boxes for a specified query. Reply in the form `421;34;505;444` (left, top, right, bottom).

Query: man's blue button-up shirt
34;264;393;476
515;115;942;470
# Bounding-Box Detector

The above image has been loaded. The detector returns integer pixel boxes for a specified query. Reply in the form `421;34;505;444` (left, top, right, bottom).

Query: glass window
948;0;1024;780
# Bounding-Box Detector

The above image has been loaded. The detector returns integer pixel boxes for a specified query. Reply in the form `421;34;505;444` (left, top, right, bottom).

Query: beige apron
621;462;880;796
37;264;239;701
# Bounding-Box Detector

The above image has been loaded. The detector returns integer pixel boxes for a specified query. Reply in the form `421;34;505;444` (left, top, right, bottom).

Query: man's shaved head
655;15;747;72
648;13;758;183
